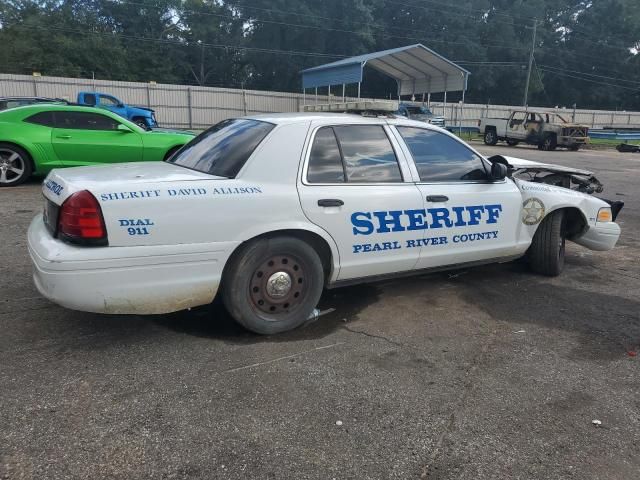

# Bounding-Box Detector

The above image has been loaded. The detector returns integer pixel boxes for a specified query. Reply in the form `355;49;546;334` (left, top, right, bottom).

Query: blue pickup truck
76;92;158;129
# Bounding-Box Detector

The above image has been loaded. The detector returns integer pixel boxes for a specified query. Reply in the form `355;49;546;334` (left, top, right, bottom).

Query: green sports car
0;104;195;186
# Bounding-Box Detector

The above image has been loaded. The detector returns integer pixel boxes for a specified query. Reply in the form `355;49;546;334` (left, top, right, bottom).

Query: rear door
51;111;143;166
392;126;523;269
297;122;423;281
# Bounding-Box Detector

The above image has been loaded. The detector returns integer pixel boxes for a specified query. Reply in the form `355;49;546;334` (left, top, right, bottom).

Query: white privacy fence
2;73;640;130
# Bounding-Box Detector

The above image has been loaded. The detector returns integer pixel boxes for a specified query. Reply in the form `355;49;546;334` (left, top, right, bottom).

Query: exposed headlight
597;207;612;223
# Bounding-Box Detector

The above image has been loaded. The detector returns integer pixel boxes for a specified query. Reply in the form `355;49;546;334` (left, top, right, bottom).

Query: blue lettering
485;204;502;224
351;212;374;236
404;209;428;231
372;210;405;233
465;205;485;226
451;206;467;227
427;208;453;229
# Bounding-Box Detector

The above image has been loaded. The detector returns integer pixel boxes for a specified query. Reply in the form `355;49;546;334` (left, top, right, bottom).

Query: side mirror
117;124;133;133
490;162;508;181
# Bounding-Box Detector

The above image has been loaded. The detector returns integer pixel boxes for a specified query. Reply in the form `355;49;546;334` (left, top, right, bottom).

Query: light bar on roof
302;100;399;113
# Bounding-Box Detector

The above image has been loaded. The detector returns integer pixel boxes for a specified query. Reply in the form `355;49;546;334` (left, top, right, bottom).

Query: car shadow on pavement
152;283;382;344
455;260;640;361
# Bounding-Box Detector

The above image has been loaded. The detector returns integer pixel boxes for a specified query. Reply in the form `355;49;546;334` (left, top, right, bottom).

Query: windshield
167;118;274;177
405;106;433;116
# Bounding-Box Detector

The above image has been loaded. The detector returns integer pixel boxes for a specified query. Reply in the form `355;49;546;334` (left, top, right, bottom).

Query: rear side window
84;94;97;106
54;111;120;130
25;111;56;127
167;119;274;178
307;125;402;183
307;127;345;183
333;125;402;183
397;127;487;182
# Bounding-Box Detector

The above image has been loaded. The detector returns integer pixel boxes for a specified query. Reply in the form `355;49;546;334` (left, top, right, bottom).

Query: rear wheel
0;143;32;187
484;129;498;145
506;139;519;146
222;237;325;334
528;209;565;276
569;144;580;151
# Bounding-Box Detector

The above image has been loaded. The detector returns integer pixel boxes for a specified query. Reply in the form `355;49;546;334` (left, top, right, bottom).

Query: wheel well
0;141;35;172
224;229;334;286
559;207;587;239
485;125;496;132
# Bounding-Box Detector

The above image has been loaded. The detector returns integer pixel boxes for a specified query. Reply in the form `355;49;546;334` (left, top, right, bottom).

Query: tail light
57;190;108;246
477;119;481;127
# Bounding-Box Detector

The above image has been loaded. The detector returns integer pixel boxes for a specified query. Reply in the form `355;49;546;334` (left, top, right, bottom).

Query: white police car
28;106;623;334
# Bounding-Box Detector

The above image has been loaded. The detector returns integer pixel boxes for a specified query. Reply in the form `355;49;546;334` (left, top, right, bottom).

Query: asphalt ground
1;144;639;479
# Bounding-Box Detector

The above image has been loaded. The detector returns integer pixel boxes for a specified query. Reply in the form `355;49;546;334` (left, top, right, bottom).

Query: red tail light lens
57;190;108;245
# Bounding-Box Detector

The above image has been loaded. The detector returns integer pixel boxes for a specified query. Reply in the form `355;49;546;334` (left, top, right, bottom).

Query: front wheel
541;134;557;151
134;119;149;130
0;143;33;187
222;237;325;334
528;210;565;276
484;130;498;145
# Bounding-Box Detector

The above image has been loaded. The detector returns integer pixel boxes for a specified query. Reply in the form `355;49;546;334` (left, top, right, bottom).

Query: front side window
333;125;402;183
54;111;120;130
397;127;487;182
100;96;119;107
168;118;274;178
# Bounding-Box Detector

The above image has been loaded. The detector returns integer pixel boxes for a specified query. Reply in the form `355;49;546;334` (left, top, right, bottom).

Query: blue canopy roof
301;44;470;95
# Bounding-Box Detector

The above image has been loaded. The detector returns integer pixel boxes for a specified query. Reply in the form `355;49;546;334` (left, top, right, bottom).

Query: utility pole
523;19;537;106
199;40;205;86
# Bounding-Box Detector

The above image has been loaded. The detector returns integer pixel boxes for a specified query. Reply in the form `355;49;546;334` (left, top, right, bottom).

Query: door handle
426;195;449;202
56;135;72;139
318;199;344;207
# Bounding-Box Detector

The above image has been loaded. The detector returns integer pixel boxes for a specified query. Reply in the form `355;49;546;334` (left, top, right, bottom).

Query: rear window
167;119;274;178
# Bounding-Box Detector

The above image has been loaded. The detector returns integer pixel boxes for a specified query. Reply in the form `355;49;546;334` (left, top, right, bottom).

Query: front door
507;111;528;140
392;126;523;270
298;123;423;280
51;111;143;166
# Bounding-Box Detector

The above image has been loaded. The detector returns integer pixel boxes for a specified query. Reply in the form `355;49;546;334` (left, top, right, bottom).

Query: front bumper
573;221;621;251
28;215;236;315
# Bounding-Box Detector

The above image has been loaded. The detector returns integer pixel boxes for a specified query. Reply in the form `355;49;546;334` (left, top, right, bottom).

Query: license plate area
43;198;60;236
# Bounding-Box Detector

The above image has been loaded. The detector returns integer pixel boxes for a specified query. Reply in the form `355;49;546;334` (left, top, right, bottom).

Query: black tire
528;209;565;276
541;134;557;151
222;237;325;334
506;139;519;146
484;129;498;145
569;144;580;151
133;119;148;130
0;143;33;187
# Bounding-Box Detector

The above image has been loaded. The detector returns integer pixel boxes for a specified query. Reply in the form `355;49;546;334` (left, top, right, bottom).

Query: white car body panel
28;113;621;315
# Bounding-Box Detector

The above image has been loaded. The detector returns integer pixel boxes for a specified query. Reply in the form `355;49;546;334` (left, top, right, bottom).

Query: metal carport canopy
300;44;470;96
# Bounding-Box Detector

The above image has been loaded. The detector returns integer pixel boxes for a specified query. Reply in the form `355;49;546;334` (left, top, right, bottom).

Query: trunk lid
43;162;224;205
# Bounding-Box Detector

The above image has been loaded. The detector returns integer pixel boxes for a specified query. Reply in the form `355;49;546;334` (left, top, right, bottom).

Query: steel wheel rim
249;254;307;316
0;148;25;184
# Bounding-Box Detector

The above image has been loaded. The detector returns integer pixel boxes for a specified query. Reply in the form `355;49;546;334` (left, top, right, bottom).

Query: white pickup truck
479;110;589;151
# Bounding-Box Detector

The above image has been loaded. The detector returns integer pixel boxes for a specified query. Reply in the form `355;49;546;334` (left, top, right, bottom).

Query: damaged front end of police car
488;155;624;221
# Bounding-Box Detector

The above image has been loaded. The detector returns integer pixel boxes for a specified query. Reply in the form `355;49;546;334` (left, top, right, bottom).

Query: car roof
246;112;440;129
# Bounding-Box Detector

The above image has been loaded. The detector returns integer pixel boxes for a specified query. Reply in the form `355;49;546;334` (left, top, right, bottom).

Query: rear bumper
28;215;237;315
559;136;589;146
573;221;621;251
